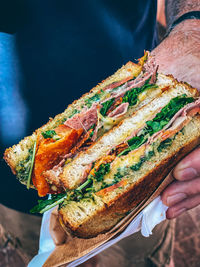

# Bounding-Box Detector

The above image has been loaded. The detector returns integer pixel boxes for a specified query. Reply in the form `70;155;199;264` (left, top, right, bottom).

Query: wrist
152;19;200;89
169;19;200;37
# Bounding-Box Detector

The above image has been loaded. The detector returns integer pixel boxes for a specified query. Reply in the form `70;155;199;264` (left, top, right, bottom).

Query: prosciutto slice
108;103;129;118
64;103;101;131
148;98;200;144
103;76;134;91
109;58;158;99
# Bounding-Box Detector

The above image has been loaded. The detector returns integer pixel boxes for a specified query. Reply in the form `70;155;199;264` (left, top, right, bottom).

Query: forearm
152;19;200;89
165;0;200;29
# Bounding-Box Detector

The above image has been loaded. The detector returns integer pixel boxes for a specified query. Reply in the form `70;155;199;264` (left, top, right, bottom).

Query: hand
161;148;200;219
152;19;200;218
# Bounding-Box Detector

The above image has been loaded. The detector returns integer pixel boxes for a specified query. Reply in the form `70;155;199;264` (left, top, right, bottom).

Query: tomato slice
96;179;128;197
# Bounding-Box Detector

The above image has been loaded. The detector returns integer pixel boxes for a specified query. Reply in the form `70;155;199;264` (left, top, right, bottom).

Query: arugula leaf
76;178;93;191
42;130;57;139
66;179;93;201
118;135;147;156
30;193;66;214
118;95;194;157
122;78;158;106
27;141;37;189
100;98;115;116
145;95;194;135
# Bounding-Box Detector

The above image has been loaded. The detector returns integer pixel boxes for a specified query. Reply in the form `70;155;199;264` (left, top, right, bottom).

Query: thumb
173;147;200;181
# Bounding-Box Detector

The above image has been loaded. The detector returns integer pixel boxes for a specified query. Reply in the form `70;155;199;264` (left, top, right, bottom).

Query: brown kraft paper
43;172;174;267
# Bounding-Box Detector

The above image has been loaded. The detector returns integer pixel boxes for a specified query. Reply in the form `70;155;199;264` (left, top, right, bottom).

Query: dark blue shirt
0;0;157;212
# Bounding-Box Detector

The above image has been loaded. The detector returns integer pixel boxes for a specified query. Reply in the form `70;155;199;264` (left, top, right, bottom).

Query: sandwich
4;51;163;196
4;52;200;238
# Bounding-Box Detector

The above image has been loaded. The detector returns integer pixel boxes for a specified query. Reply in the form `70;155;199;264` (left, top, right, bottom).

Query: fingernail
172;208;186;218
176;167;198;180
167;193;187;206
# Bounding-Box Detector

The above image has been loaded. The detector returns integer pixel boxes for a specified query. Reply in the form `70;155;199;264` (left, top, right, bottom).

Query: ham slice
110;61;158;99
108;103;129;118
64;103;101;131
148;98;200;144
163;98;200;131
103;76;134;91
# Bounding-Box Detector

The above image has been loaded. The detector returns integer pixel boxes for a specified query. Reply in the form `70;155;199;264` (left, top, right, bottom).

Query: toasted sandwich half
4;52;171;196
4;53;200;239
54;83;200;238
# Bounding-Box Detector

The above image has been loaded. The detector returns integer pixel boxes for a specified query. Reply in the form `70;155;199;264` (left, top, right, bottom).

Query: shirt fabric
0;0;157;212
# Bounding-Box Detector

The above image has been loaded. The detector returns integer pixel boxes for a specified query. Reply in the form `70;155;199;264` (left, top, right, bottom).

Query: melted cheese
104;145;146;184
138;91;148;102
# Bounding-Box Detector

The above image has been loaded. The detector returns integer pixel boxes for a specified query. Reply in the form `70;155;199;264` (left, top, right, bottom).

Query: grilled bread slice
58;115;200;238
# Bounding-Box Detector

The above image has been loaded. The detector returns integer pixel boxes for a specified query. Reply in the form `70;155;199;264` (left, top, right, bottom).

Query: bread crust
3;61;141;178
59;116;200;238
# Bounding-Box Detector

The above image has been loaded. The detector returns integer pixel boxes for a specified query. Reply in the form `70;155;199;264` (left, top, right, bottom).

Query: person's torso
0;0;157;211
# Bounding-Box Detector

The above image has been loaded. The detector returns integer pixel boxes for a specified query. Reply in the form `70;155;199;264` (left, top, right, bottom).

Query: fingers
173;147;200;181
166;194;200;219
162;177;200;206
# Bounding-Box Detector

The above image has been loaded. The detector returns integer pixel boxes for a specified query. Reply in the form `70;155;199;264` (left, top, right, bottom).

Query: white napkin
28;196;168;267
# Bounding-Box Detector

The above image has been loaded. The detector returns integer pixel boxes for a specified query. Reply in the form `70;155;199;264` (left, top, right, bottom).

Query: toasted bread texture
59;115;200;238
3;60;144;185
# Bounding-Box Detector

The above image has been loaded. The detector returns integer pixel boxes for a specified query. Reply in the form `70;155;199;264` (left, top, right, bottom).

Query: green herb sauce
16;148;34;183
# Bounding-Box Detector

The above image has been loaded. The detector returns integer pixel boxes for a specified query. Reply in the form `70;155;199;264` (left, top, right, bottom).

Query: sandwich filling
17;52;164;196
30;97;200;213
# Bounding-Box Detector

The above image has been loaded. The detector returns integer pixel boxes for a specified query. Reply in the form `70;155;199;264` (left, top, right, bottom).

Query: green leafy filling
100;170;124;190
100;98;115;116
100;78;158;117
118;135;148;157
66;163;111;201
42;130;57;139
30;193;66;214
122;78;158;106
89;124;96;138
145;95;193;135
119;95;194;156
93;163;111;182
66;179;93;202
30;96;193;212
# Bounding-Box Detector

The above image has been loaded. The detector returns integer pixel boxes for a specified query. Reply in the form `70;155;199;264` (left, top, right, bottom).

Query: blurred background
0;1;200;266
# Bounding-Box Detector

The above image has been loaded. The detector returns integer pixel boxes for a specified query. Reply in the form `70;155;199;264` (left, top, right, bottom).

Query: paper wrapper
28;172;174;267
